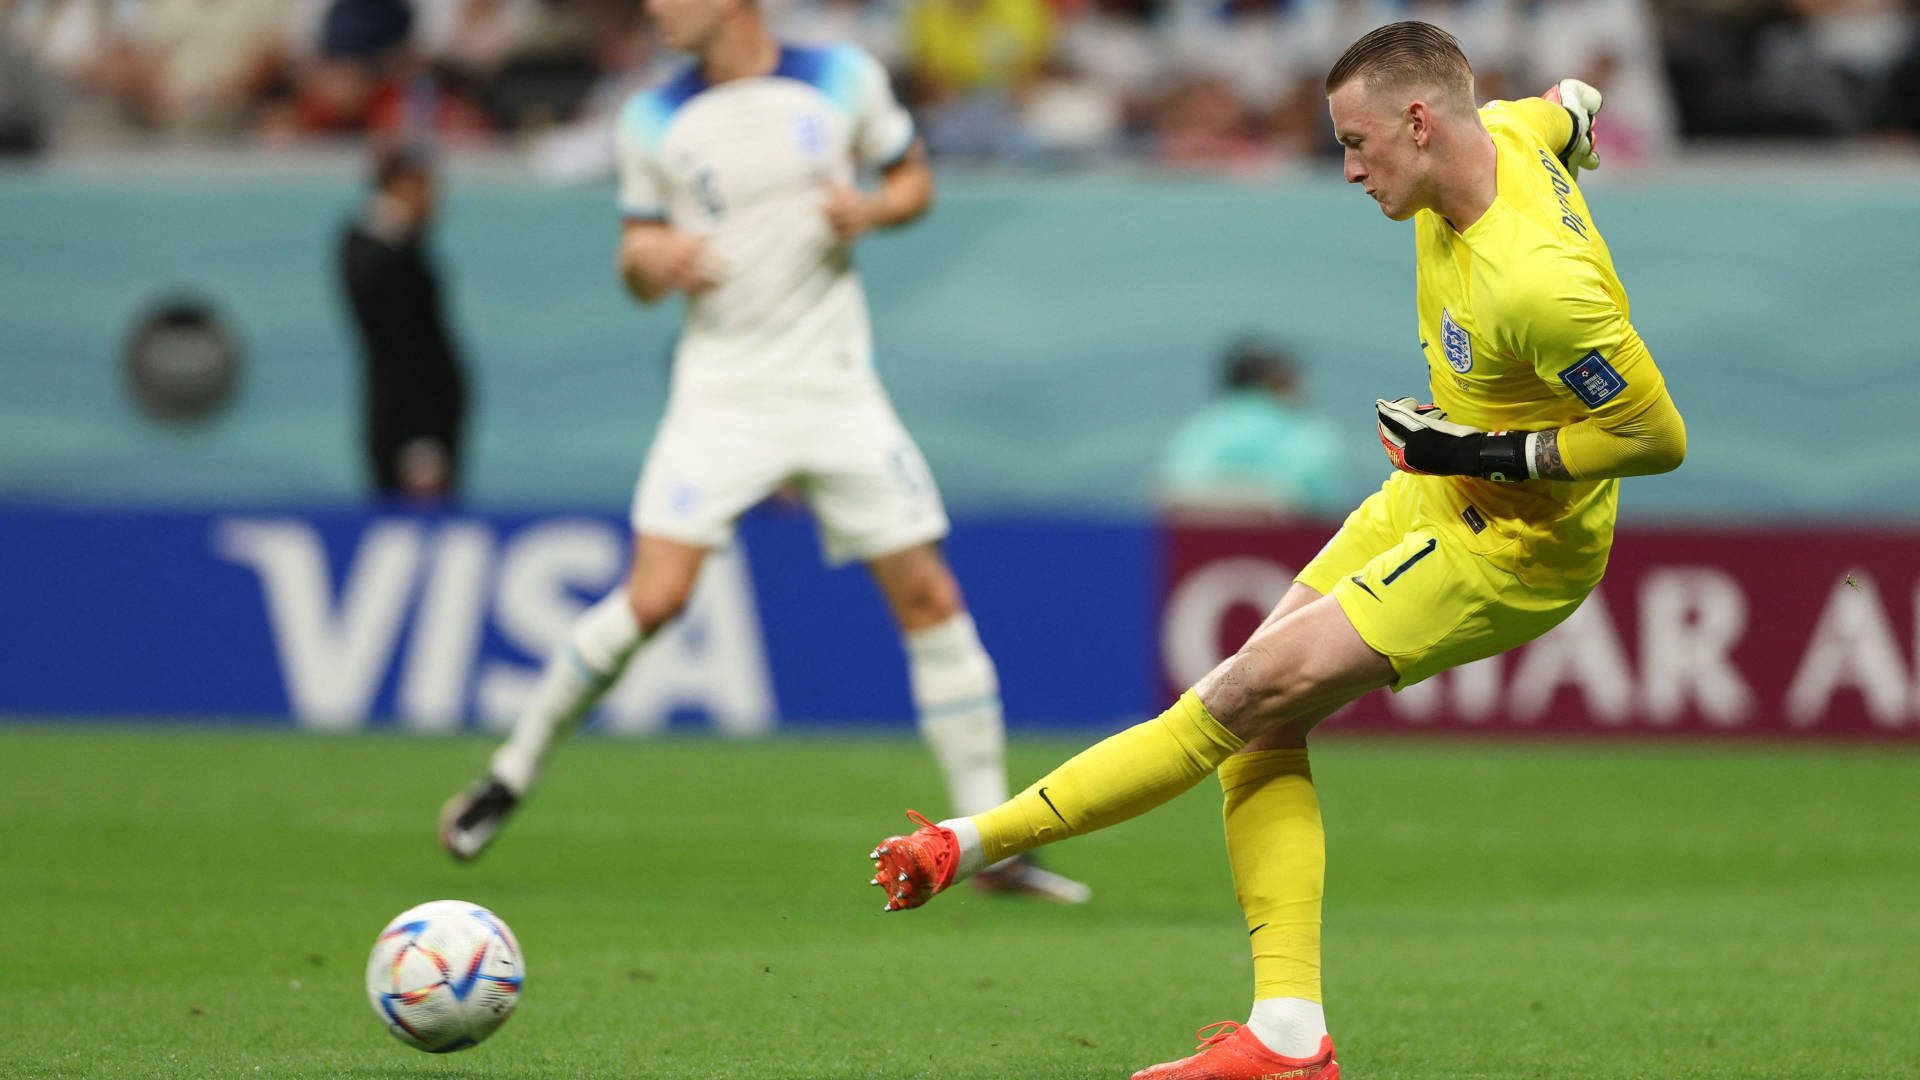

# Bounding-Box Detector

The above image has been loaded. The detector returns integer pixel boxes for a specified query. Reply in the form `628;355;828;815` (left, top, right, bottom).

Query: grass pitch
3;724;1917;1079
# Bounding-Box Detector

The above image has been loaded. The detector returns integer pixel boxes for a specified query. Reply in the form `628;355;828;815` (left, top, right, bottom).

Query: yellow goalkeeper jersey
1411;96;1670;589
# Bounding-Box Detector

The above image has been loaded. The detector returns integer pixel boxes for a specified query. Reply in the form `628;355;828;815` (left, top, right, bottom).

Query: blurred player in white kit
439;0;1087;905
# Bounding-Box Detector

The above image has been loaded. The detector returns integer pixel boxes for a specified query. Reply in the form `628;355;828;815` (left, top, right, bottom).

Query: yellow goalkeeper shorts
1297;473;1592;689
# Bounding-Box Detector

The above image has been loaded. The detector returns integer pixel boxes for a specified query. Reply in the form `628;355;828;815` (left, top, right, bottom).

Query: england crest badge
1441;309;1473;373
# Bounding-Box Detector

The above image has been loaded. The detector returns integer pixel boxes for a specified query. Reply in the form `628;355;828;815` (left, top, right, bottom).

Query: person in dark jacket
339;145;469;498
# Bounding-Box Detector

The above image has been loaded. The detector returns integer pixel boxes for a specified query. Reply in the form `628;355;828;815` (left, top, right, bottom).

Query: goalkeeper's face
1328;81;1431;222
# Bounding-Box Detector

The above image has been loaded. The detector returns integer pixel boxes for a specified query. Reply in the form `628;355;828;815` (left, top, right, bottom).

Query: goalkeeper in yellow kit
866;21;1686;1080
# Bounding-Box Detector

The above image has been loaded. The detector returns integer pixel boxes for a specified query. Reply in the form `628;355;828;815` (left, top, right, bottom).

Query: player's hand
624;229;721;294
1375;397;1532;482
823;185;874;242
1542;78;1603;177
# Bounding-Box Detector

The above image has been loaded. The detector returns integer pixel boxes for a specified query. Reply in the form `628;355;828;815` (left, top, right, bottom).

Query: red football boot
867;810;960;911
1132;1022;1338;1080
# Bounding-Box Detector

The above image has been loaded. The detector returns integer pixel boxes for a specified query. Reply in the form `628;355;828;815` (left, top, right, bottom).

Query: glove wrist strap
1558;104;1587;166
1478;432;1532;482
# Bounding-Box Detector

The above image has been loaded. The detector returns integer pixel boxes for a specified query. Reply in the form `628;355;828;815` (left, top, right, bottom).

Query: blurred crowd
2;0;1917;164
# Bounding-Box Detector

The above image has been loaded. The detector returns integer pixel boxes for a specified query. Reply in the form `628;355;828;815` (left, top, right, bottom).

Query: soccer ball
365;900;524;1053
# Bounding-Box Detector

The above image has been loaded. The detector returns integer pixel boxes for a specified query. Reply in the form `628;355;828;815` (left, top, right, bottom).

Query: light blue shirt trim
619;62;706;156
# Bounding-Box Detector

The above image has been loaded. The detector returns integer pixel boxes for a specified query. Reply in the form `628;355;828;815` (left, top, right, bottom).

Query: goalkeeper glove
1542;78;1603;177
1375;397;1534;482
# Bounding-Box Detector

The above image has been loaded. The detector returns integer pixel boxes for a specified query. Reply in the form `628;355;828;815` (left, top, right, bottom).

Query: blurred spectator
1165;0;1295;119
267;0;505;140
322;0;413;56
1159;0;1344;160
774;0;905;67
5;0;116;76
1055;0;1170;139
0;15;53;152
1888;26;1920;134
1019;59;1126;158
1520;0;1678;163
4;1;129;137
338;145;471;501
905;0;1053;94
1155;76;1279;169
466;0;608;134
904;0;1054;155
415;0;537;83
1369;0;1524;101
1752;0;1917;135
1265;0;1348;152
524;3;665;182
272;0;415;135
127;0;289;133
1156;338;1348;521
5;0;295;136
6;0;1919;155
1662;0;1917;137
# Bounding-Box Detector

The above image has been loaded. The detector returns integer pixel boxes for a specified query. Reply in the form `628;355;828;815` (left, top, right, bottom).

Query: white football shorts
631;389;950;565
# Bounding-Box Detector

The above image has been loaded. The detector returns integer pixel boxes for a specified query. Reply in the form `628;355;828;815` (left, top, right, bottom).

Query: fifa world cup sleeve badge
1558;350;1627;407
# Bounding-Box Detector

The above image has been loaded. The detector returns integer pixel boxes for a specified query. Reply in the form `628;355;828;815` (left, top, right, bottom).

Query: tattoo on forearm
1533;430;1573;480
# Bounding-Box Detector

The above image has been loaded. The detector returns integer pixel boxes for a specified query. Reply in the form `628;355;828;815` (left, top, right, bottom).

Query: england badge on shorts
1441;309;1473;373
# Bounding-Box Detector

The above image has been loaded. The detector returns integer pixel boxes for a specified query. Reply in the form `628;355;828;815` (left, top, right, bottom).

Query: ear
1406;100;1433;148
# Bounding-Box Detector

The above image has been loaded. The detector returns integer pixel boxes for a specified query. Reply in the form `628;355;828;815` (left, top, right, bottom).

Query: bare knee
1198;645;1326;742
1193;598;1395;742
625;575;690;633
623;535;708;633
624;561;701;633
896;573;962;630
872;546;964;632
1217;586;1337;740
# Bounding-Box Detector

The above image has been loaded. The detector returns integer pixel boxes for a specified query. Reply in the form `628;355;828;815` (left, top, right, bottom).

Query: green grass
4;725;1919;1079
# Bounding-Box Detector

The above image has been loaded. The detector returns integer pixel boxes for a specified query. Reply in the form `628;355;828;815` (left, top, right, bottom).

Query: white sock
936;815;986;880
1246;997;1328;1060
489;591;647;795
905;612;1008;817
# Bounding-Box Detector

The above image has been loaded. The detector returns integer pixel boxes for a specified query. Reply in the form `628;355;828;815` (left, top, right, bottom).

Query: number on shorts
888;446;924;495
1382;537;1437;585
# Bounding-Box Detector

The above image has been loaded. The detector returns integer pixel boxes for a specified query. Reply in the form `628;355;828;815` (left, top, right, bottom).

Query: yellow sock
971;690;1243;865
1221;749;1324;1003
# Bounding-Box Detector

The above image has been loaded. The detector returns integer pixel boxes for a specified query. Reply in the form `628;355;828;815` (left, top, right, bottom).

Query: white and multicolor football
365;900;524;1053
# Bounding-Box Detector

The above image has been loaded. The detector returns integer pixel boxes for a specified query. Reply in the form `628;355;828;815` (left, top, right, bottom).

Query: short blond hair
1325;21;1475;107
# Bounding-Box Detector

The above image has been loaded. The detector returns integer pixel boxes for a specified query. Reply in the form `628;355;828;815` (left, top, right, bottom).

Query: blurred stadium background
3;1;1919;1078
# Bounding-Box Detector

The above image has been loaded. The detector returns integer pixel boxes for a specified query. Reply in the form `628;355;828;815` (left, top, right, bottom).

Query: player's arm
1526;335;1685;480
825;139;934;241
1378;274;1686;482
613;90;718;305
617;220;718;304
1526;273;1686;480
1483;85;1602;177
1376;372;1684;482
828;45;931;241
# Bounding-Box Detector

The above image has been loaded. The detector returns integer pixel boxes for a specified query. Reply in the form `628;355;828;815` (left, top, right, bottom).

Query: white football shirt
615;44;916;398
